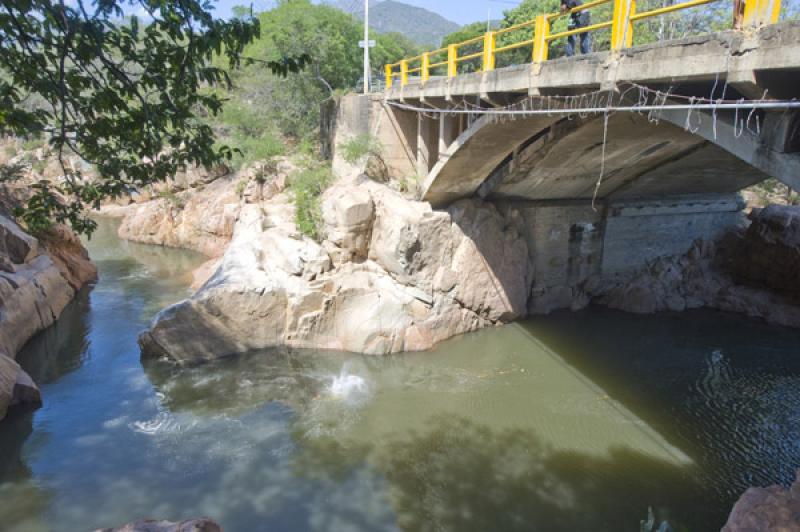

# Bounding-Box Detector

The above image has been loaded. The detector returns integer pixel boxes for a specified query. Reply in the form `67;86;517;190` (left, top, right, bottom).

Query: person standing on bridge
561;0;592;56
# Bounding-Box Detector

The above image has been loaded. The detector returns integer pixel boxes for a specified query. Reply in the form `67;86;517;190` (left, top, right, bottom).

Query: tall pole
363;0;370;94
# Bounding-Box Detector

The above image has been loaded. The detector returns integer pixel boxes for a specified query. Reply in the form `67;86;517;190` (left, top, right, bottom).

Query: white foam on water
129;411;197;436
329;371;368;400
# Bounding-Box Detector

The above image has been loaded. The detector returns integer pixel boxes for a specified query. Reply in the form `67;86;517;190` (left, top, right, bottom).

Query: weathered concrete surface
420;110;771;207
327;95;419;181
368;24;800;208
495;194;746;311
387;23;800;100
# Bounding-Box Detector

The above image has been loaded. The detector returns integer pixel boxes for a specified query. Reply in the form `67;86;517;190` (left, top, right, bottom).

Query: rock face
0;213;95;421
583;234;800;328
115;176;241;258
732;205;800;298
109;160;295;258
96;518;222;532
0;353;42;421
140;177;531;364
0;215;97;360
722;471;800;531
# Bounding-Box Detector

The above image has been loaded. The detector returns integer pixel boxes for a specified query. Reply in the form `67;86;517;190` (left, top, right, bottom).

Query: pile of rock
140;175;532;364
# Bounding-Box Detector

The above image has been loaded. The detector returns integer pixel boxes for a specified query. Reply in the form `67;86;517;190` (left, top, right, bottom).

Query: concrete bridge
329;22;800;313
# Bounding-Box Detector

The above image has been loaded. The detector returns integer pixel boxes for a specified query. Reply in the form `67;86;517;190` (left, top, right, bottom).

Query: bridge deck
385;23;800;102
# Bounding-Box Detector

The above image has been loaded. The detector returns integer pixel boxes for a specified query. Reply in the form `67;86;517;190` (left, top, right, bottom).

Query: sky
208;0;526;26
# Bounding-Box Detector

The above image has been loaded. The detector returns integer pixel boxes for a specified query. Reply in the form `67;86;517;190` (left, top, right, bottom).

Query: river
1;218;799;531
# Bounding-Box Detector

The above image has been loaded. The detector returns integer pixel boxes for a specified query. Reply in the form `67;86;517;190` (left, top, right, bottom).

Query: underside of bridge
329;23;800;313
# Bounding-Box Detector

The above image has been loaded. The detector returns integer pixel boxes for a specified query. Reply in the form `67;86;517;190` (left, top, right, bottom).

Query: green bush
21;136;45;152
289;165;333;241
157;189;186;210
236;133;286;165
340;134;382;164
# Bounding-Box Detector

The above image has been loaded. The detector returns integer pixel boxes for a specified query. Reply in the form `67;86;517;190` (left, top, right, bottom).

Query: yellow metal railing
384;0;782;89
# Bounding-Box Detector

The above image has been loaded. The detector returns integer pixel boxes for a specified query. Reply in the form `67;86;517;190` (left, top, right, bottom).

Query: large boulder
322;183;375;262
0;353;41;420
722;471;800;531
141;180;531;364
447;200;530;321
38;223;97;291
96;518;222;532
0;216;38;264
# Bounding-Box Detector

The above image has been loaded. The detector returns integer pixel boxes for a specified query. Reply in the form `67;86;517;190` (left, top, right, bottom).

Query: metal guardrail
385;0;782;88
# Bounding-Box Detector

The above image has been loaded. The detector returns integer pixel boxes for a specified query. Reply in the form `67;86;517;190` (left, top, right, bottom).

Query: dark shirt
562;0;591;27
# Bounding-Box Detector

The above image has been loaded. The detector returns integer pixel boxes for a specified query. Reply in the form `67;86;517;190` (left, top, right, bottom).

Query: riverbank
0;201;96;422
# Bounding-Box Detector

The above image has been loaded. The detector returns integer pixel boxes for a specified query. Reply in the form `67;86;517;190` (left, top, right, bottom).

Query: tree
207;0;414;155
0;0;306;235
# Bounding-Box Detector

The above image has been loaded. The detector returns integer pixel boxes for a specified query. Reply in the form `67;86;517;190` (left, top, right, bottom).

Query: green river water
1;217;799;531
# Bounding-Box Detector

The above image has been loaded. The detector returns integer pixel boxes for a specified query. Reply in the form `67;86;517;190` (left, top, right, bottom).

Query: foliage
0;0;313;235
748;178;800;207
373;32;421;74
21;136;46;152
205;1;412;164
289;165;333;241
0;1;252;233
340;134;382;164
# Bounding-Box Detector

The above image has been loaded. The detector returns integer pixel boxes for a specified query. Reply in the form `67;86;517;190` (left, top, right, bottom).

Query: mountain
331;0;461;46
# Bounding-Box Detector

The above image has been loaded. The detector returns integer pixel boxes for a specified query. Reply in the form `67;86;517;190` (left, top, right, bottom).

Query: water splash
330;371;368;400
129;411;196;436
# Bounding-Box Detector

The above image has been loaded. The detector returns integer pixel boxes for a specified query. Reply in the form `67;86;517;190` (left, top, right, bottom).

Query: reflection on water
0;217;799;531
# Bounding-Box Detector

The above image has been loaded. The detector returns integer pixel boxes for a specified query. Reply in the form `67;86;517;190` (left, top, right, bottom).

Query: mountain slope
332;0;460;46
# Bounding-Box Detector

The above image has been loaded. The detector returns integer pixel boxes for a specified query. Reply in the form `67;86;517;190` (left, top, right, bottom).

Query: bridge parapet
385;0;784;92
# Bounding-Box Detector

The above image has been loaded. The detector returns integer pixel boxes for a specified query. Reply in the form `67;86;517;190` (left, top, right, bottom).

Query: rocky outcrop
587;236;800;328
0;216;97;360
96;518;222;532
140;177;531;364
108;160;295;258
722;471;800;531
0;212;96;421
115;176;241;258
732;205;800;298
0;353;41;421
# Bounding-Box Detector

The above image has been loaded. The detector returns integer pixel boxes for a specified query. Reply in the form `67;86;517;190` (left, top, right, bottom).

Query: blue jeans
566;31;592;56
